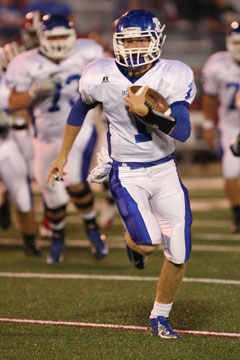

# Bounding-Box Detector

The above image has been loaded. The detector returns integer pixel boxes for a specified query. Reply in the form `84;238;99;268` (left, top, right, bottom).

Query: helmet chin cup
126;56;147;71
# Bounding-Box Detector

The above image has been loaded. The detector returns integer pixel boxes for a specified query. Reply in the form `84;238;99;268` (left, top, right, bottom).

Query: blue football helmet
113;9;166;69
226;21;240;62
38;14;76;59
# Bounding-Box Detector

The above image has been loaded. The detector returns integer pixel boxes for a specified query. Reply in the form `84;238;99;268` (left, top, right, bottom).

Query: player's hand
46;157;67;187
202;129;216;147
29;73;60;100
235;89;240;110
124;86;149;116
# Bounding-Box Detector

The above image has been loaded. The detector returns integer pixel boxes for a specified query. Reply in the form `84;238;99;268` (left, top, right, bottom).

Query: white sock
150;301;173;319
81;210;96;220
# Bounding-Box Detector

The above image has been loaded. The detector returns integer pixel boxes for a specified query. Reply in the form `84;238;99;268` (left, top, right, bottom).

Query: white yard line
194;233;240;241
0;238;240;251
34;215;233;228
0;272;239;285
0;317;239;338
33;198;230;213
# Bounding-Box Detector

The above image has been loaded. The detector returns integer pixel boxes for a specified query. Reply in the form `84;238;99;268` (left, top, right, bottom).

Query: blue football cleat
87;229;108;259
147;316;180;339
126;244;147;269
46;239;65;264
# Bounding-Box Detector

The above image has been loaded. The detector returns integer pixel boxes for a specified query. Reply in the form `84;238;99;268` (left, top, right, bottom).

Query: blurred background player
0;48;40;256
7;14;108;263
1;10;42;62
230;131;240;156
201;21;240;233
0;10;41;231
230;87;240;157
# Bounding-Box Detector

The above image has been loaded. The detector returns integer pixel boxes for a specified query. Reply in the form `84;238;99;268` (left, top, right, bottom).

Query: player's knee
125;231;159;256
66;182;94;210
14;187;32;213
223;170;240;179
164;248;190;265
45;204;66;224
16;203;32;213
138;244;159;256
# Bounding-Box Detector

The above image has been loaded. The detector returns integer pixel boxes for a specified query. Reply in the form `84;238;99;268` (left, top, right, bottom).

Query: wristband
202;119;215;130
141;104;176;134
12;116;27;130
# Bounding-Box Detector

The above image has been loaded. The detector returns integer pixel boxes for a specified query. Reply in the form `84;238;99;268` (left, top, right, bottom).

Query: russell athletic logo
101;76;109;83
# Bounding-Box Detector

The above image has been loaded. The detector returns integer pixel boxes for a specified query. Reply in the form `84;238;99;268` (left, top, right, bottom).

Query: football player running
0;50;40;256
7;14;108;263
201;21;240;233
0;11;42;231
46;10;196;338
230;88;240;157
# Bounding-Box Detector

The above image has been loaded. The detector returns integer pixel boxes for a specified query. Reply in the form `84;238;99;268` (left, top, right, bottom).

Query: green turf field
0;174;240;360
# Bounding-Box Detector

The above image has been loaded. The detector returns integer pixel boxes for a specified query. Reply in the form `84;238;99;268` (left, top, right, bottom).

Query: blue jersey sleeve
169;101;191;142
67;97;98;126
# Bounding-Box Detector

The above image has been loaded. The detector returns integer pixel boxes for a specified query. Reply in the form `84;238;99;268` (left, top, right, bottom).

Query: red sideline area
0;318;240;339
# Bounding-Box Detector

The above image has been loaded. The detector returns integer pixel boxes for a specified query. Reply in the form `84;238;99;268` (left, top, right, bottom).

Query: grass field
0;169;240;360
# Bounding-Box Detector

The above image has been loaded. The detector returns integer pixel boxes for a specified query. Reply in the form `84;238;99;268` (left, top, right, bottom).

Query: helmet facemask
113;14;165;70
226;35;240;62
39;26;76;60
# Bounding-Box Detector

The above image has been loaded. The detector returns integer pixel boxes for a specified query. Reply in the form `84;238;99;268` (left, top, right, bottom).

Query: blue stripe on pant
109;166;152;245
173;156;192;262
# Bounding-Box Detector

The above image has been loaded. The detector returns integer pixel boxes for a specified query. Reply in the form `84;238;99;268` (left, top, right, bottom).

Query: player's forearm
58;124;81;160
8;90;33;112
201;93;217;128
169;102;191;142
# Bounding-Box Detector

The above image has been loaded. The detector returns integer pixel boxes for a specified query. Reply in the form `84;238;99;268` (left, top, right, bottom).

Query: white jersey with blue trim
0;73;12;146
202;51;240;131
6;39;104;142
80;58;196;162
0;73;10;110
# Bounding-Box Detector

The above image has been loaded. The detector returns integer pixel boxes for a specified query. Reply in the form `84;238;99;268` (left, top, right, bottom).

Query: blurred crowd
0;0;240;244
1;0;240;53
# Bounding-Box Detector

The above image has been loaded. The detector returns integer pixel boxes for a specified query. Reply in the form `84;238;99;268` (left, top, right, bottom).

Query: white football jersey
0;73;11;146
0;73;10;110
202;51;240;131
80;58;196;162
6;39;104;142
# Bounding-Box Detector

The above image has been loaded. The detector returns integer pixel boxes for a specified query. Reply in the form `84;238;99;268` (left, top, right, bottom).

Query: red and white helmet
21;11;42;50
